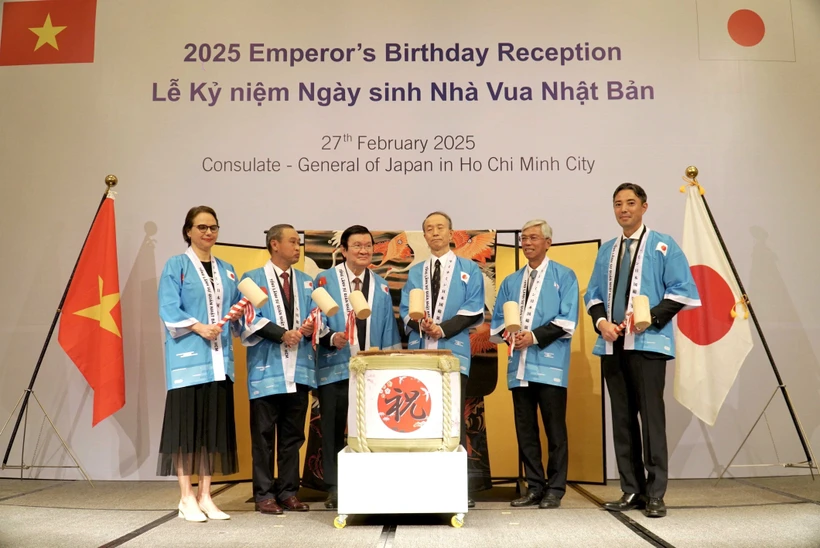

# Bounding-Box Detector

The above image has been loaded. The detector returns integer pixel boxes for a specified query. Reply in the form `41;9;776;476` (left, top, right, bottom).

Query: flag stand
681;167;817;482
717;384;816;483
0;175;118;486
0;389;92;485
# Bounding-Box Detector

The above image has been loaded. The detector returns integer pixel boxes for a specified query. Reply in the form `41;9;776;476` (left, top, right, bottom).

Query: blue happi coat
240;264;317;397
399;251;485;376
158;251;241;390
314;265;401;386
584;229;700;357
490;259;579;389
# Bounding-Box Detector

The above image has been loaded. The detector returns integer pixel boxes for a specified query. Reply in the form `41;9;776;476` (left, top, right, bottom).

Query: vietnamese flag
58;195;125;426
0;0;97;66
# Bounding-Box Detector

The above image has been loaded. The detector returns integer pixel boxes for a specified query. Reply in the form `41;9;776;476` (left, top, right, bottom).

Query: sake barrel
347;350;461;453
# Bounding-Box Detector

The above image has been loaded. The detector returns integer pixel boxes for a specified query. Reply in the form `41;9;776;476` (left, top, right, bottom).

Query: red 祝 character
377;376;432;433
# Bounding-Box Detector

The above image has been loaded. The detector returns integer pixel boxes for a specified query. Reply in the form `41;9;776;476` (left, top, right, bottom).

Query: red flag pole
1;175;118;473
683;166;816;476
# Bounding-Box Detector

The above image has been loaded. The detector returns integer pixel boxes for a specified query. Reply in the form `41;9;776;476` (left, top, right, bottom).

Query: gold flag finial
685;166;698;180
680;165;705;195
105;175;118;198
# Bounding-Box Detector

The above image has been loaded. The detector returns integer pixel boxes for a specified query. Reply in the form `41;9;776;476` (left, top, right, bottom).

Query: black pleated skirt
157;379;239;477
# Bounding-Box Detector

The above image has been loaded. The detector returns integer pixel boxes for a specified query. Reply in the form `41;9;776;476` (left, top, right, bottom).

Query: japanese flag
673;185;754;426
696;0;795;61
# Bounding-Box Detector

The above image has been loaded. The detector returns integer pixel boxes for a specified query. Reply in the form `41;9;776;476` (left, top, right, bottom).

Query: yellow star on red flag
29;13;66;51
72;276;122;337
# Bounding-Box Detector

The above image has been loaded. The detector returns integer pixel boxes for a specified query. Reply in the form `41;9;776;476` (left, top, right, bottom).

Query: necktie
281;272;291;304
525;269;538;303
352;276;366;348
431;259;441;311
612;239;631;324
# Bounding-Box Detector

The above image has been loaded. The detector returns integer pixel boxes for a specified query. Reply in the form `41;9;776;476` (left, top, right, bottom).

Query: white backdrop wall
1;0;819;481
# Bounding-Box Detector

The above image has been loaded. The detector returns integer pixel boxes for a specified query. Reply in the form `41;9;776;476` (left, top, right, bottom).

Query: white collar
525;257;548;278
346;264;367;283
621;224;645;242
270;261;293;279
430;249;454;267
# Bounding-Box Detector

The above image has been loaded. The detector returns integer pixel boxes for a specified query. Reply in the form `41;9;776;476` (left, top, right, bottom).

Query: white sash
335;264;374;357
185;247;225;381
422;253;456;350
605;229;649;353
264;262;301;393
514;259;549;385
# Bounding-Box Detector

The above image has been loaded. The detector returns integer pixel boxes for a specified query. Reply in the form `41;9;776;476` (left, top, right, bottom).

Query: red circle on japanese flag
377;376;431;433
727;9;765;47
677;265;735;346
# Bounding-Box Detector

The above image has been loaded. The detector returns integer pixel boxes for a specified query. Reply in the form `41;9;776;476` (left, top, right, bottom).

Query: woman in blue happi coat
157;206;242;522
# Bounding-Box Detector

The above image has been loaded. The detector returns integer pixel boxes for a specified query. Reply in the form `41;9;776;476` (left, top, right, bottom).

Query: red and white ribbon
616;311;634;335
303;307;322;349
217;296;249;328
502;330;515;357
345;309;357;347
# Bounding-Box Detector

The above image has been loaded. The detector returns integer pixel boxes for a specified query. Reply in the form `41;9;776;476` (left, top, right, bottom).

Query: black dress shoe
539;494;561;509
511;492;542;507
468;497;475;508
324;493;337;510
644;497;666;518
602;493;645;512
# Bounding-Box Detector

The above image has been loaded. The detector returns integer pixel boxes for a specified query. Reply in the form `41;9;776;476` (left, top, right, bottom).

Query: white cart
335;445;468;528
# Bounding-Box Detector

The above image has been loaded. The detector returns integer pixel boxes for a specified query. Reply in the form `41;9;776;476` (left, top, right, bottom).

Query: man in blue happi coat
240;224;317;515
490;219;578;510
585;183;700;518
314;225;401;509
400;211;485;508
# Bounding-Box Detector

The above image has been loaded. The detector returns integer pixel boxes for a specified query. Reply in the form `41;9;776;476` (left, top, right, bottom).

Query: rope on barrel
349;357;370;453
438;355;459;451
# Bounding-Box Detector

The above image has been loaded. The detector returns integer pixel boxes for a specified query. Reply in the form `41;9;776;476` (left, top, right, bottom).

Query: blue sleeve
399;268;419;331
459;261;485;327
661;239;701;310
489;277;508;341
584;251;606;314
158;257;197;338
554;268;579;336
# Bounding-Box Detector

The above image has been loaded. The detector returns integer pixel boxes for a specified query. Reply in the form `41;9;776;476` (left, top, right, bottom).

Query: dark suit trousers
512;383;569;498
460;373;468;451
602;339;669;498
250;386;309;502
317;379;349;493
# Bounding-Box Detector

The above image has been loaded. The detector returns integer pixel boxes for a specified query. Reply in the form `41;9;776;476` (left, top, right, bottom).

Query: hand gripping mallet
217;278;269;327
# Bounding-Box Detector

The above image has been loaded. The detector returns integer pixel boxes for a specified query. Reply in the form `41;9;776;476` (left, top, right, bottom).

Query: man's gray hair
422;211;453;231
265;223;294;253
522;219;553;239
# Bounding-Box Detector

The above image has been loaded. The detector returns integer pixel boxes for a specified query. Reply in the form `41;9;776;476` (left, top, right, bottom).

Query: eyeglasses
520;236;545;243
349;244;373;251
195;224;220;233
